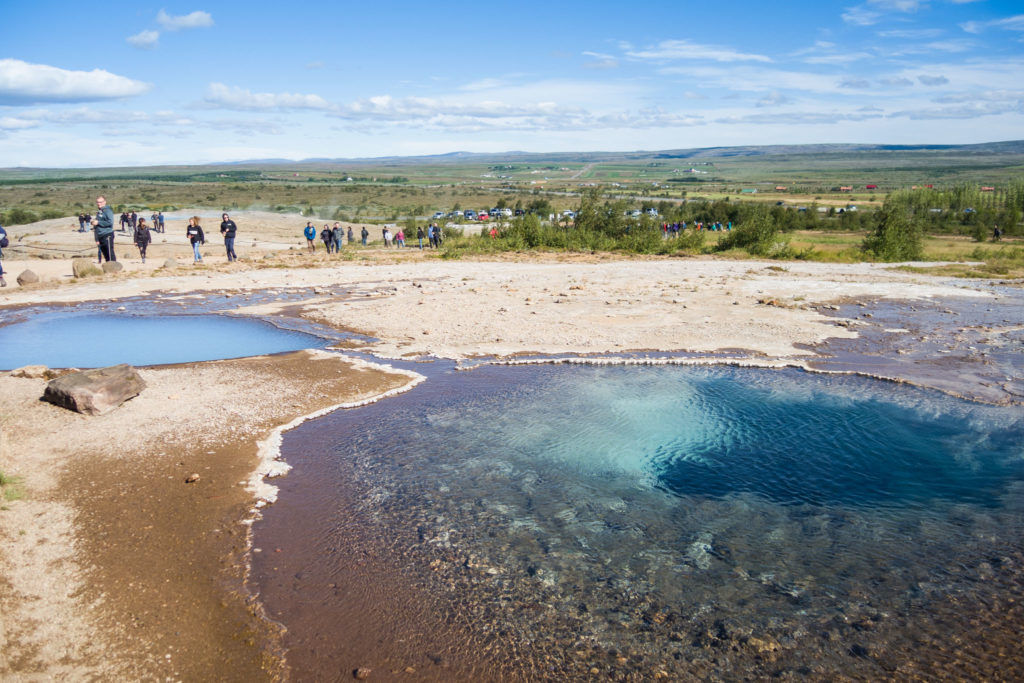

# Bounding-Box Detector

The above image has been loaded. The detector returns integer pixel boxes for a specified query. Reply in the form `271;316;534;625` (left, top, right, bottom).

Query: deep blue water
0;312;325;369
257;363;1024;678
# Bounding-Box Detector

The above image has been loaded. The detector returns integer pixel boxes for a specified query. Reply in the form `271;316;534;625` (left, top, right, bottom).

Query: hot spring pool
0;312;326;369
253;363;1024;680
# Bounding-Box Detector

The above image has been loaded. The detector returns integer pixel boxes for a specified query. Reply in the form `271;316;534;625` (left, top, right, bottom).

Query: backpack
0;236;8;249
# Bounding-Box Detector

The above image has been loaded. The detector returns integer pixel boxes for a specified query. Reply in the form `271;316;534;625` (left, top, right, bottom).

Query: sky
1;0;1022;167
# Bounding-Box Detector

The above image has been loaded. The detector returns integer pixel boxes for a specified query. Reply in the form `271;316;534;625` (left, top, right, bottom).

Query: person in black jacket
320;224;334;253
135;218;152;263
220;213;238;261
187;216;205;263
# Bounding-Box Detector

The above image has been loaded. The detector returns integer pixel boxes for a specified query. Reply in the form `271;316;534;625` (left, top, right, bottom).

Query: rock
353;667;372;680
162;258;178;268
101;261;124;273
43;364;146;415
16;269;39;286
11;365;51;379
72;258;102;278
185;473;201;484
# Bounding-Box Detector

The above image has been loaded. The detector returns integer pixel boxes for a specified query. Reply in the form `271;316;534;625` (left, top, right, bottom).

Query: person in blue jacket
303;221;316;252
91;195;116;262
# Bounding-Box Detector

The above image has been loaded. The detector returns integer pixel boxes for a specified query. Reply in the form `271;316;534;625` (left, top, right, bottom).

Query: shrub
862;197;924;261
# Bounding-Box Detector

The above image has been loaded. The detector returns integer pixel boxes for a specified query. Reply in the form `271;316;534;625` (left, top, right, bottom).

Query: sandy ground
0;210;1019;680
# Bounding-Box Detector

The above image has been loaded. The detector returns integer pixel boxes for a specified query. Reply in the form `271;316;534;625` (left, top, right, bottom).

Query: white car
432;211;446;219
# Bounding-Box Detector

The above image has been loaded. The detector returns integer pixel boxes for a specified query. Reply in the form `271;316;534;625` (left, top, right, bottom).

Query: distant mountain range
219;140;1024;167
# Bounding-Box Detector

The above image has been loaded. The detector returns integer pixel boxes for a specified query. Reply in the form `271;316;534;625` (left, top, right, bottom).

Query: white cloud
204;83;332;110
582;51;619;69
157;9;214;31
757;92;791;107
880;76;914;87
0;59;150;104
626;40;772;63
877;28;943;39
961;14;1024;34
842;6;881;26
0;116;40;130
804;51;873;64
918;74;949;86
127;30;160;49
868;0;922;11
839;77;872;89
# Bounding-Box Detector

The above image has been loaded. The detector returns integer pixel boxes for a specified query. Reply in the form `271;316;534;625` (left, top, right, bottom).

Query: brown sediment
0;349;416;680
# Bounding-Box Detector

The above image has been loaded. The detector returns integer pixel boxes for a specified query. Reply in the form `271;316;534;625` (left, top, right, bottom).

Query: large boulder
16;270;39;286
101;261;124;273
72;258;102;278
43;364;145;416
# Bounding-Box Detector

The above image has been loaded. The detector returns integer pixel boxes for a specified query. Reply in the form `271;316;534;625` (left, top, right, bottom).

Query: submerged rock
43;364;145;415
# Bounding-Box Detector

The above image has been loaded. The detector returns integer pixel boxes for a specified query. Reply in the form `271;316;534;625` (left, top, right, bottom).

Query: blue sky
1;0;1022;167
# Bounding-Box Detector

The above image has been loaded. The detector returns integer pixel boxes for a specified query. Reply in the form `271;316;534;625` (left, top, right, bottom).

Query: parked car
432;211;446;220
464;210;477;220
514;209;525;216
629;209;642;217
561;210;576;219
645;208;659;216
478;212;490;221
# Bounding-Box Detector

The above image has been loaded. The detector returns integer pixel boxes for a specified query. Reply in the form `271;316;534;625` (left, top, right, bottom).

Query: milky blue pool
0;312;325;369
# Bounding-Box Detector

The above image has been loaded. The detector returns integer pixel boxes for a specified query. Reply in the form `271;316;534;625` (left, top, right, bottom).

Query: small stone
11;365;50;379
16;269;40;286
353;667;371;680
404;666;416;673
101;261;124;273
185;473;201;483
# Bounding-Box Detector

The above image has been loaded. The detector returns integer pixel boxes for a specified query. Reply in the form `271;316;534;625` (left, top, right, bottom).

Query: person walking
347;226;354;244
157;211;165;233
332;222;343;253
395;228;405;248
321;224;334;253
187;216;205;263
304;222;317;252
129;211;137;232
78;214;87;232
92;195;116;263
417;225;425;249
0;223;8;287
135;217;152;263
220;212;238;261
360;226;368;246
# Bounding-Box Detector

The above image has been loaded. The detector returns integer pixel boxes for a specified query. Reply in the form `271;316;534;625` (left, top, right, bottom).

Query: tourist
381;226;390;247
303;221;316;251
220;212;238;262
993;225;1002;241
332;222;343;253
321;224;333;253
489;225;497;239
135;218;151;263
187;216;205;263
119;212;129;232
78;214;87;232
395;228;405;248
347;226;354;244
417;225;425;249
0;223;7;287
434;224;443;248
92;195;116;263
360;226;368;246
129;211;137;231
157;211;165;233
